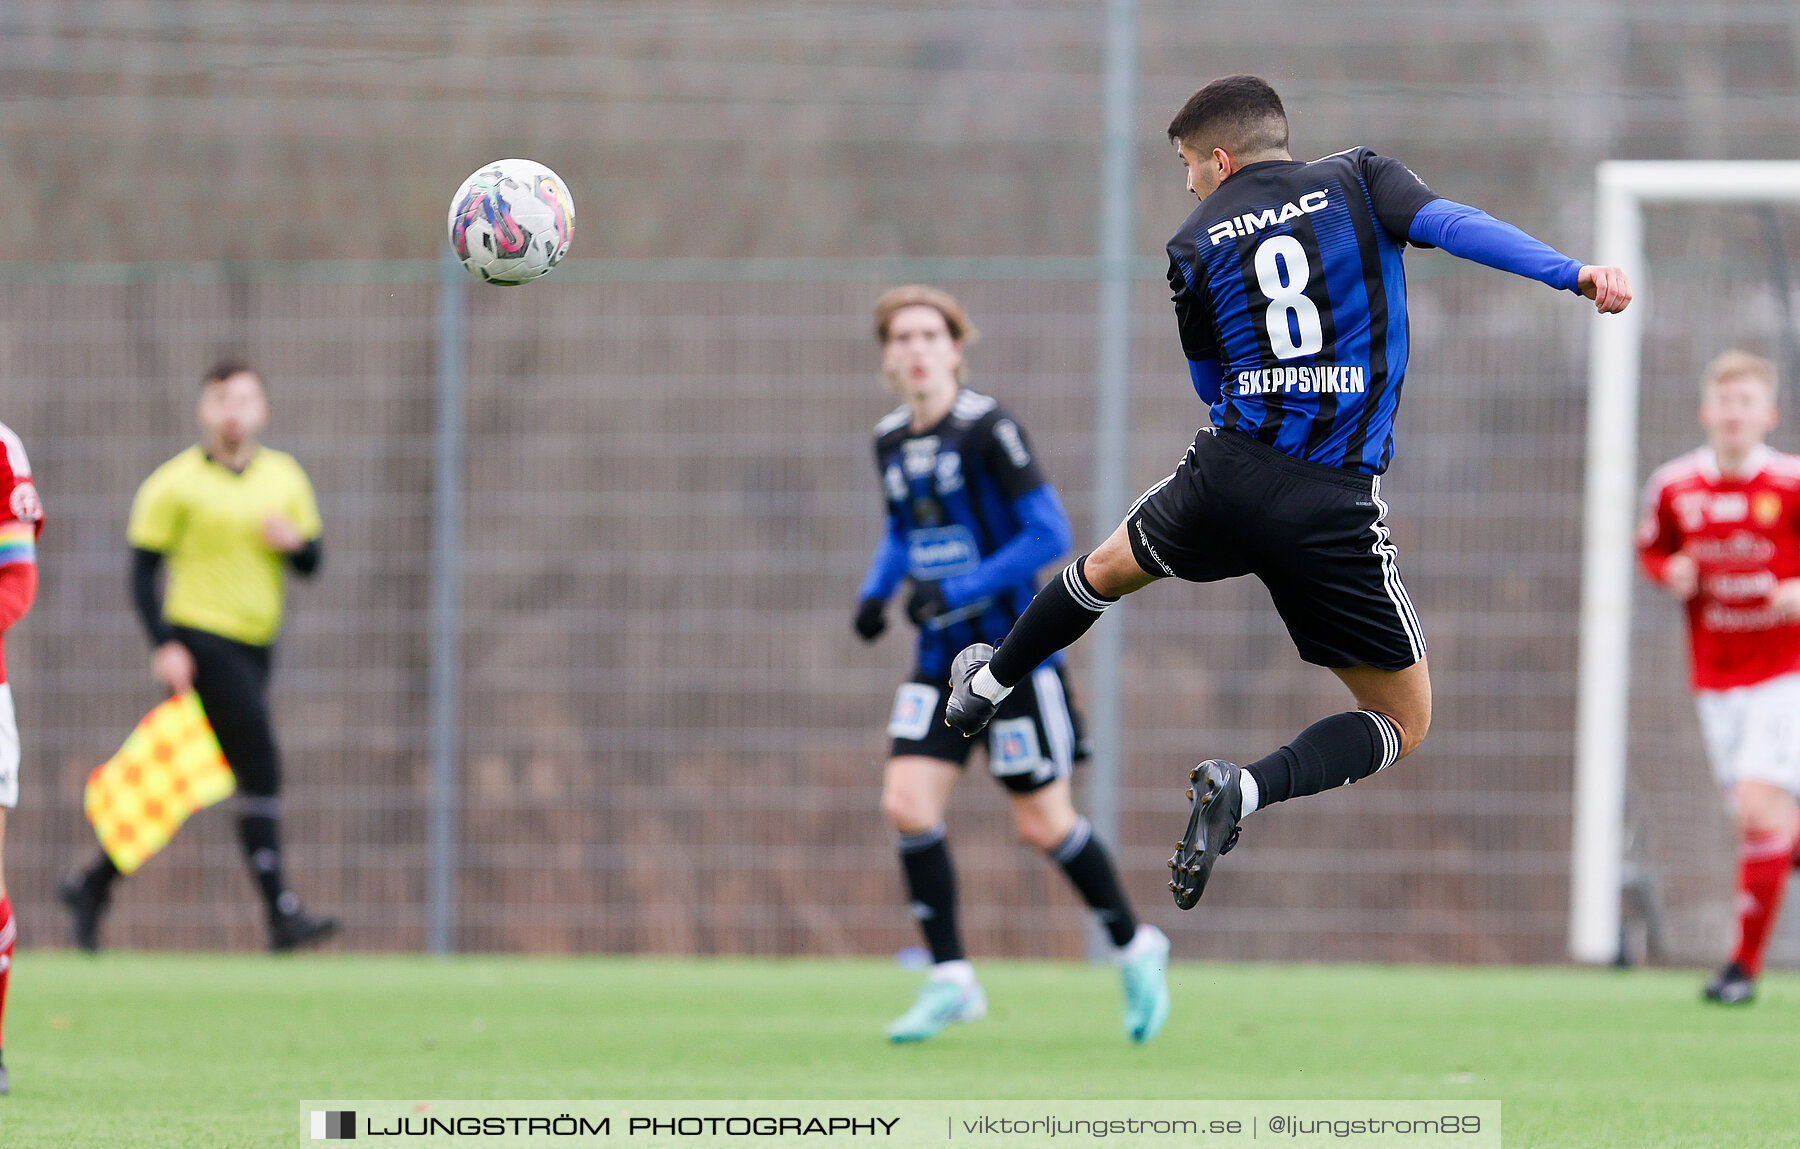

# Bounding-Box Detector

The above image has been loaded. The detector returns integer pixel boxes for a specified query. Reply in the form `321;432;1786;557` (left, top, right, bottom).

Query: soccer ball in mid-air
447;159;575;285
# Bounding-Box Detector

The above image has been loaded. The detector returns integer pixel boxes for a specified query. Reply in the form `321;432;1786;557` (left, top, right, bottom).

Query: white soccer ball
446;159;575;285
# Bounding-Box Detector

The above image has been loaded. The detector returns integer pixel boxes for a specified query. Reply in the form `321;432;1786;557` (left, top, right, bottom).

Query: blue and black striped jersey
1168;148;1441;475
861;390;1072;680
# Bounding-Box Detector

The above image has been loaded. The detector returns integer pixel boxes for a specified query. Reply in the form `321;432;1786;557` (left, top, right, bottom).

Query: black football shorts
887;663;1087;793
1125;427;1426;672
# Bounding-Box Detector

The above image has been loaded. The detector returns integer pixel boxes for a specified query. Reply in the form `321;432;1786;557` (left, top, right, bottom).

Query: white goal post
1572;161;1800;964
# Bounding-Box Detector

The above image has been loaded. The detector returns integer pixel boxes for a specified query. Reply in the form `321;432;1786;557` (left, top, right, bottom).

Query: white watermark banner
299;1100;1501;1147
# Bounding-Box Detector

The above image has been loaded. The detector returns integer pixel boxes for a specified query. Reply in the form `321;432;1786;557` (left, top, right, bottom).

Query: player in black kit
856;286;1169;1044
944;76;1631;908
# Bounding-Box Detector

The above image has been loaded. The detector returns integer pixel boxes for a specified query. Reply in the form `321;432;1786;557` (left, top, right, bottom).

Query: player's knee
1084;530;1157;598
1732;782;1797;839
1396;709;1430;760
1011;811;1059;851
879;786;933;835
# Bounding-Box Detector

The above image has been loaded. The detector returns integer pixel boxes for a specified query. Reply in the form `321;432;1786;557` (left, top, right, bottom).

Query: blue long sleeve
1188;357;1223;404
856;515;909;601
1408;199;1582;293
941;484;1073;607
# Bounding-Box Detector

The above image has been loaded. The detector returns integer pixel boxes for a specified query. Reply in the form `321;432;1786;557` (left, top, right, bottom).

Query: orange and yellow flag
82;692;236;875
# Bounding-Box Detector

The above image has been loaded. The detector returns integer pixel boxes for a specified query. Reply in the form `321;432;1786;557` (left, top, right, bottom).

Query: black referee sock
1243;710;1402;809
78;852;120;899
1047;817;1137;948
238;810;298;921
989;557;1117;688
897;825;964;964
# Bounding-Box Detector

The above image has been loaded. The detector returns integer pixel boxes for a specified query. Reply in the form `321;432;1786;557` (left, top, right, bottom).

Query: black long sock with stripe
989;556;1117;688
1243;710;1402;809
897;825;964;963
1047;817;1137;947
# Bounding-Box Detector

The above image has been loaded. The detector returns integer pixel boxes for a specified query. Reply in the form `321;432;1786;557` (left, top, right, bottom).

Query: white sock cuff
1115;923;1164;963
1360;710;1402;772
929;959;977;986
1237;770;1261;817
1047;816;1092;864
971;664;1011;703
1062;560;1115;614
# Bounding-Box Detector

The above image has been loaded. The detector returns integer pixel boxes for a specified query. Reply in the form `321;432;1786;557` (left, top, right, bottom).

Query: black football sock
1048;817;1138;948
988;556;1117;688
897;825;964;964
238;804;298;921
79;852;120;899
1243;710;1401;809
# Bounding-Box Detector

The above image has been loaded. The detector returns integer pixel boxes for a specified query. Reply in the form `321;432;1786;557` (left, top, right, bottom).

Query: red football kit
0;422;42;686
1637;444;1800;692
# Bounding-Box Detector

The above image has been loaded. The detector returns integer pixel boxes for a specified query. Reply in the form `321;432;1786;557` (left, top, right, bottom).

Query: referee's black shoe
270;908;339;953
1702;962;1755;1005
1168;760;1243;911
56;876;108;954
945;644;1009;737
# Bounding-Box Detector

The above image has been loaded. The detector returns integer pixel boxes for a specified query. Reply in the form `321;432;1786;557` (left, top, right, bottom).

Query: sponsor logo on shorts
1133;518;1175;576
988;717;1044;778
887;683;940;742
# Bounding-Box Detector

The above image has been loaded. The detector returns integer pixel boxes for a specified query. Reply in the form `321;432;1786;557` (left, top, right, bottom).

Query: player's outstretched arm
1577;265;1631;314
1406;199;1629;314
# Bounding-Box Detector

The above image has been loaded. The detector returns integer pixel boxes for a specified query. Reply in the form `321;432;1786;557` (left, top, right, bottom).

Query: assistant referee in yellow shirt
60;362;337;952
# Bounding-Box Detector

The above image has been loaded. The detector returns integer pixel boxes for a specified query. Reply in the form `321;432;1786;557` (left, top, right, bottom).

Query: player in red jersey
0;421;43;1094
1638;350;1800;1004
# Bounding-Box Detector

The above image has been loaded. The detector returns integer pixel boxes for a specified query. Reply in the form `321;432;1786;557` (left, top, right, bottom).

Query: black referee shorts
175;626;282;798
1125;427;1426;672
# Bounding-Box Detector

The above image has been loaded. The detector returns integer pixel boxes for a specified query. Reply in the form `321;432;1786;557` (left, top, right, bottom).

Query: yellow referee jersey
127;446;322;647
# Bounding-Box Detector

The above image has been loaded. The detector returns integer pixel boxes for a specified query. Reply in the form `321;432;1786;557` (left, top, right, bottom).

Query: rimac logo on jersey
1208;190;1331;246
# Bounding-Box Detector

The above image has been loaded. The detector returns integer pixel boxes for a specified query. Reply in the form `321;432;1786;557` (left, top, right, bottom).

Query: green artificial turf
0;952;1793;1147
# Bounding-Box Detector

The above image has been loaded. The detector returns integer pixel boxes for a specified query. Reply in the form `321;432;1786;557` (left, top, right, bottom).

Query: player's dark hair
1166;75;1289;158
202;360;259;389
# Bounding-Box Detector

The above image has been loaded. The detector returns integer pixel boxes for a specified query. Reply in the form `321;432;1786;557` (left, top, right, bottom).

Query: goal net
1574;162;1800;964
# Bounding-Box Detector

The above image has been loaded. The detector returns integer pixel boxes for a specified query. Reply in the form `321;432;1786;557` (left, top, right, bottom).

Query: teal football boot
1118;925;1171;1043
885;976;987;1043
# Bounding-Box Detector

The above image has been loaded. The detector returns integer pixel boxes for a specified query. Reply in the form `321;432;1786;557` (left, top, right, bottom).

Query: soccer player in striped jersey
1638;351;1800;1004
0;421;43;1096
60;363;337;953
856;286;1169;1044
945;75;1631;909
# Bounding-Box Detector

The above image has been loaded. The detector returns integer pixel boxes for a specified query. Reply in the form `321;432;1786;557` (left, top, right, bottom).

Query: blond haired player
855;286;1169;1044
1639;350;1800;1003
